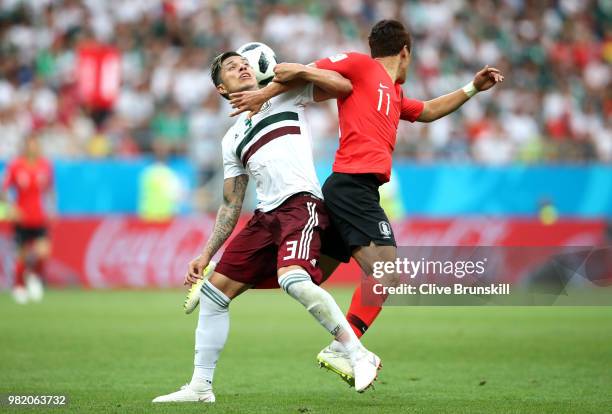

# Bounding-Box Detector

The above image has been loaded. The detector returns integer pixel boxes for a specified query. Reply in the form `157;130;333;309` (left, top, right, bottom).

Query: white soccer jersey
221;83;323;212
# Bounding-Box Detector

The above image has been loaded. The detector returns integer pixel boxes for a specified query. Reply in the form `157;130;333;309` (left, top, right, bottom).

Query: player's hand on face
184;255;209;286
473;65;504;92
272;63;303;83
229;90;265;119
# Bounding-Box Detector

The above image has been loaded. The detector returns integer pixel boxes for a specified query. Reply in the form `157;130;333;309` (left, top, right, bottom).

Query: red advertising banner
0;217;607;289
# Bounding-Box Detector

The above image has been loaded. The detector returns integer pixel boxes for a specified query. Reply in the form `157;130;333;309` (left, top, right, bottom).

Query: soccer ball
236;42;277;86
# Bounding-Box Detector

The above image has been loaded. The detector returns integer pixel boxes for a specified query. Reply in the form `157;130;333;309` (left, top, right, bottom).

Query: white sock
190;280;230;391
278;269;364;359
329;339;346;353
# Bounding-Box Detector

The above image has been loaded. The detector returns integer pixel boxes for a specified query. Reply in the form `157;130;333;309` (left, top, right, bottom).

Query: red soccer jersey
2;157;53;227
315;52;424;183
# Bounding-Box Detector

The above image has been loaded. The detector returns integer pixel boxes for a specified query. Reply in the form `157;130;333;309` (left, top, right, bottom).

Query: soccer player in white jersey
152;52;381;403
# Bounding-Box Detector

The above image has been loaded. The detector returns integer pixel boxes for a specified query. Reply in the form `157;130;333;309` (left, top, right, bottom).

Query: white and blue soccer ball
236;42;277;86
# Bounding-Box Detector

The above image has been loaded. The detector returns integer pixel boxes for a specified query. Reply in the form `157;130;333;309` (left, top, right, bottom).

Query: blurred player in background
153;51;380;403
229;19;504;385
1;136;54;304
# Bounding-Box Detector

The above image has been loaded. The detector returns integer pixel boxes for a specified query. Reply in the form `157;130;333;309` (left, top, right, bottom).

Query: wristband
462;81;478;98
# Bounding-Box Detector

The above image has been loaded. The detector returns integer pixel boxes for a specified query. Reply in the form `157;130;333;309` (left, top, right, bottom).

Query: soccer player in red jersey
228;19;503;385
1;136;55;304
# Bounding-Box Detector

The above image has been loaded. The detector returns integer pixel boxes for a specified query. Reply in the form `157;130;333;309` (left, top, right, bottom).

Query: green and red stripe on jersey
236;111;301;166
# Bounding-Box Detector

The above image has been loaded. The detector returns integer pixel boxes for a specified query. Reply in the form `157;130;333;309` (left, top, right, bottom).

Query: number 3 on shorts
283;240;298;260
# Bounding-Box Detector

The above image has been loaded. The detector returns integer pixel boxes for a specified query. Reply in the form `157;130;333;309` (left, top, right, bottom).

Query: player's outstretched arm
416;65;504;123
185;174;248;285
274;63;353;101
229;63;351;117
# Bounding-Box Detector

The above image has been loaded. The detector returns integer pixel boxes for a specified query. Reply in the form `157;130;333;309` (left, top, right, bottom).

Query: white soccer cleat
351;349;382;393
152;384;215;403
12;287;28;305
184;261;216;315
317;344;355;386
26;274;44;302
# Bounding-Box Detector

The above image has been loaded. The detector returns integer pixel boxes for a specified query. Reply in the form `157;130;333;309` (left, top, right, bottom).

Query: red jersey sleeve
400;96;425;122
314;52;363;80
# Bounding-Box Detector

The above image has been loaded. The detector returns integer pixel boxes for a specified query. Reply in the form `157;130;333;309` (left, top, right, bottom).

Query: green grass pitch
1;289;611;413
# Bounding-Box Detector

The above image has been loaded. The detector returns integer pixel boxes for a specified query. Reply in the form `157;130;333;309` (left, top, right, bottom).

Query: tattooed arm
202;174;249;259
185;174;249;285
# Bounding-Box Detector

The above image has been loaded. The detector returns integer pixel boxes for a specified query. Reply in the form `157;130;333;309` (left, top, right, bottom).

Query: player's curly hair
368;19;412;58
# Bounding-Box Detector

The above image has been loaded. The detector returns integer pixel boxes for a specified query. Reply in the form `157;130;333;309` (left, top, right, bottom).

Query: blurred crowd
0;0;610;177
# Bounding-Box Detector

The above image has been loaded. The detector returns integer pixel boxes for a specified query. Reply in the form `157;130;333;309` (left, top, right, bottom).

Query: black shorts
14;225;48;247
321;172;396;262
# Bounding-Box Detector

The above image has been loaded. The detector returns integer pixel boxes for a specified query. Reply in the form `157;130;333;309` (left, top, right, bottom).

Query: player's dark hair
368;19;412;58
210;51;242;100
210;51;242;87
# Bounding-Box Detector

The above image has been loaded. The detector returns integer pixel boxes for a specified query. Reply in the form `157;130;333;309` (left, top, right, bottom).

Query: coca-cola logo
84;217;214;288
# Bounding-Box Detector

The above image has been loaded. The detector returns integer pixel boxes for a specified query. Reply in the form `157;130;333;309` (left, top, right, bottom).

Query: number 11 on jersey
377;88;390;116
